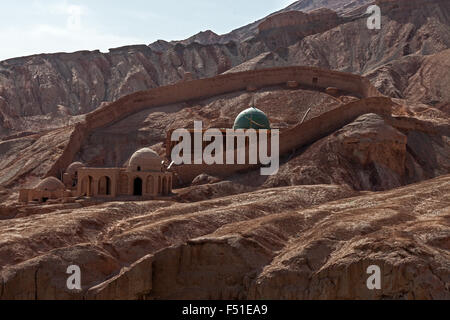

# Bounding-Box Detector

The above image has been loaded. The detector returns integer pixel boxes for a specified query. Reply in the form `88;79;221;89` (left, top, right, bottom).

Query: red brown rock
0;0;448;301
0;0;448;139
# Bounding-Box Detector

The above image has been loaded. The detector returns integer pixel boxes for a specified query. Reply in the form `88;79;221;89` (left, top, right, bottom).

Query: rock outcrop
0;0;449;301
0;0;448;138
367;49;450;104
1;175;448;300
258;8;341;36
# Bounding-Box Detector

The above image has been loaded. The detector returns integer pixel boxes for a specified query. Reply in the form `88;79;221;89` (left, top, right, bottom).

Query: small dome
127;148;162;172
66;162;84;175
233;107;271;130
35;177;65;192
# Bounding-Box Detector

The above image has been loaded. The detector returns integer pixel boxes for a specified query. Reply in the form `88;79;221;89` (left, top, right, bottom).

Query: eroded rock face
285;0;373;15
1;175;449;300
174;181;255;203
0;0;448;138
232;112;448;192
366;49;450;104
1;175;445;300
0;185;358;299
335;114;408;189
191;174;222;186
287;0;450;76
142;175;450;300
256;9;342;50
0;127;73;188
0;0;449;301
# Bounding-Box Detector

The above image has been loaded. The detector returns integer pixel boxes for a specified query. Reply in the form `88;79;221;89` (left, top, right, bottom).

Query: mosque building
165;105;273;159
233;106;271;130
19;148;173;203
19;105;272;204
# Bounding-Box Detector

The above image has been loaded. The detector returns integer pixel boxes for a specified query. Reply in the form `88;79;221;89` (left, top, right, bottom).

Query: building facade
19;147;173;203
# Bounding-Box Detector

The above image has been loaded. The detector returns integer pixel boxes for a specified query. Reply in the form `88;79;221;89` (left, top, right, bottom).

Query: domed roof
35;177;65;192
233;106;271;130
66;162;84;175
127;148;162;172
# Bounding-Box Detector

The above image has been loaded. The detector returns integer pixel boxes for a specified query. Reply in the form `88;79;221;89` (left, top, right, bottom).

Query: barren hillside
0;0;448;137
1;175;449;299
0;0;449;300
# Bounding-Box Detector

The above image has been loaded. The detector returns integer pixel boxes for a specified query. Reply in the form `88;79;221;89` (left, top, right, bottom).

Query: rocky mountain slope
0;0;448;137
0;0;449;300
1;175;448;299
2;81;448;194
0;72;448;299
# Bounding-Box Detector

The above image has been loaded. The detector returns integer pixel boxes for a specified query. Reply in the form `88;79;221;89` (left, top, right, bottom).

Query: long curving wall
172;97;396;185
45;66;384;180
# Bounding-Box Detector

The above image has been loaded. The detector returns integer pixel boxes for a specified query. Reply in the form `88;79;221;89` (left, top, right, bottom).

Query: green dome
233;107;271;130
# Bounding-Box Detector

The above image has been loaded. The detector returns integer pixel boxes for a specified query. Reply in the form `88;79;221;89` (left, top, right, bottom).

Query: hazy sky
0;0;294;61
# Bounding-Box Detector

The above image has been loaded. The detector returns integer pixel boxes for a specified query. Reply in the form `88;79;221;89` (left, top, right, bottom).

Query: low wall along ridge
45;66;387;182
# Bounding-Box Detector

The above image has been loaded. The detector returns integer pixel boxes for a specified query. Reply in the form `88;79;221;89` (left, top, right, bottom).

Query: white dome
66;162;84;176
127;148;162;172
35;177;65;192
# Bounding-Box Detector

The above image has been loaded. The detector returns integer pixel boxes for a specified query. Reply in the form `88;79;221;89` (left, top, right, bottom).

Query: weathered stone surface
0;0;448;138
231;112;449;192
86;254;153;300
368;49;450;105
1;174;448;300
145;175;450;300
191;174;222;186
0;184;358;299
0;0;448;301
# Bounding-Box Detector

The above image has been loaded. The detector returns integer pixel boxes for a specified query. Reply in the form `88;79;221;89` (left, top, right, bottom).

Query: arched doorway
81;176;94;197
134;177;143;196
98;176;111;196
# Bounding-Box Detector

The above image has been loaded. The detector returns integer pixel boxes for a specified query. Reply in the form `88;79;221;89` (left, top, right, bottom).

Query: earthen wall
173;97;396;184
45;66;383;179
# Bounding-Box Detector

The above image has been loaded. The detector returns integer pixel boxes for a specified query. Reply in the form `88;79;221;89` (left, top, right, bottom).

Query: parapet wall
173;97;396;185
84;66;382;130
45;66;383;179
279;96;394;154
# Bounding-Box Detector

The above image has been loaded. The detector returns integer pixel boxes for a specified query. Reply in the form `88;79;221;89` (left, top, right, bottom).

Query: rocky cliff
258;8;341;34
0;0;449;301
0;0;448;138
1;175;448;299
